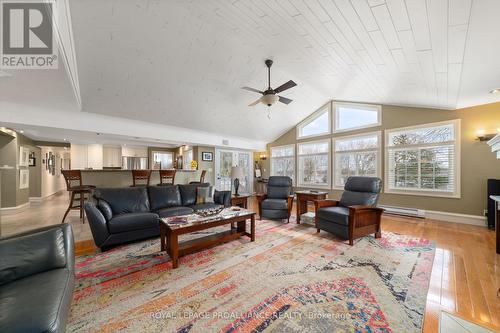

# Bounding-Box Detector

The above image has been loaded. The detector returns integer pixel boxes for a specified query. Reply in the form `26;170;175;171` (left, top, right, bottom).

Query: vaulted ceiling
1;0;500;148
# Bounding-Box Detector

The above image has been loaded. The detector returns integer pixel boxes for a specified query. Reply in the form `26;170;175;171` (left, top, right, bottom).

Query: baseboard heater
379;205;426;218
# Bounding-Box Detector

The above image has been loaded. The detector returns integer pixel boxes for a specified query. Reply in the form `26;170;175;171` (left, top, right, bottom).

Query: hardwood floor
2;193;499;332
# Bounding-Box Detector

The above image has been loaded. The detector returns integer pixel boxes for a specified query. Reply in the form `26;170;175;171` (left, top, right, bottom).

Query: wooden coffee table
160;208;256;268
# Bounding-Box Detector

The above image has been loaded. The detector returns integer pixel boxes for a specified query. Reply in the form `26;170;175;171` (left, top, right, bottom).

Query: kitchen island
77;169;203;187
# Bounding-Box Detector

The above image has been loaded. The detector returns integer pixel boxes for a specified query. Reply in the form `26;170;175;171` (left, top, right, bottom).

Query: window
333;132;381;189
334;102;381;132
297;140;330;188
385;120;460;197
297;103;331;139
270;145;295;182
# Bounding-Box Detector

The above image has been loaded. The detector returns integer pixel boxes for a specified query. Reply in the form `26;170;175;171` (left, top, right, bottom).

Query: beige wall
268;101;500;216
194;146;215;185
0;130;41;208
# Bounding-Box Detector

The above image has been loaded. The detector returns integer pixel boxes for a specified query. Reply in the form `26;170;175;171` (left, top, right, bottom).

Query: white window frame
296;102;331;140
333;101;382;133
270;144;296;184
332;131;382;190
296;139;331;189
384;119;461;198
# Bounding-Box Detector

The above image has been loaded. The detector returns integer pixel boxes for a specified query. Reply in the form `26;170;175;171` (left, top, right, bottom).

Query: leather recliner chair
0;224;75;333
314;176;384;245
257;176;294;222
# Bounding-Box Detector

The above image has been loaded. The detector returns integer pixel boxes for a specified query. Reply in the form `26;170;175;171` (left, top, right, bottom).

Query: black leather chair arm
84;202;110;248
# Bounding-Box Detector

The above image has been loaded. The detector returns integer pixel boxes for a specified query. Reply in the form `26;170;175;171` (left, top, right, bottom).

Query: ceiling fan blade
278;96;293;105
241;86;264;94
248;98;261;106
274;80;297;94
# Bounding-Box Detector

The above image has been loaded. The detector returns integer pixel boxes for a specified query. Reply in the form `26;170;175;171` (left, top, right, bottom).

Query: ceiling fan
242;59;297;107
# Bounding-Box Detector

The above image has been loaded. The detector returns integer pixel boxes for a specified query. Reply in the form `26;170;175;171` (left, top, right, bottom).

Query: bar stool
131;170;151;186
61;170;95;223
158;169;176;185
189;170;207;184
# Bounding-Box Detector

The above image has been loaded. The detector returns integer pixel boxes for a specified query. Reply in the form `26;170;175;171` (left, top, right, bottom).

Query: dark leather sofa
84;184;231;250
0;224;75;333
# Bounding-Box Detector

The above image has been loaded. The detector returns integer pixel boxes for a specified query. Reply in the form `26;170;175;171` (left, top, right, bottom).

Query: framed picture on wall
29;152;36;166
19;147;29;166
202;152;213;161
19;169;29;189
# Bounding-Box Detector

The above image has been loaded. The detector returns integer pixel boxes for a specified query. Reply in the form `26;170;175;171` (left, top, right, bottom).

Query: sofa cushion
339;191;379;207
97;199;113;221
94;187;150;215
179;183;209;206
344;176;382;193
156;206;193;218
317;206;350;226
190;203;223;212
0;268;73;333
266;176;292;199
214;190;231;207
261;199;288;210
148;185;182;211
107;213;159;234
339;177;381;207
196;186;214;204
0;228;66;285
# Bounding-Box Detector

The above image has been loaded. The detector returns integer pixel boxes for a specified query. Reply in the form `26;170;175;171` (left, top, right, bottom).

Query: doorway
215;149;253;194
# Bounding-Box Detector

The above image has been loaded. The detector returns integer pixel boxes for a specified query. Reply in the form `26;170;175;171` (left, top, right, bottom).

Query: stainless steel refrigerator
122;156;148;170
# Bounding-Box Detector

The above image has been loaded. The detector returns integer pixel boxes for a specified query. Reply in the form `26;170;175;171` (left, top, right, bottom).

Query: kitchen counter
77;169;203;187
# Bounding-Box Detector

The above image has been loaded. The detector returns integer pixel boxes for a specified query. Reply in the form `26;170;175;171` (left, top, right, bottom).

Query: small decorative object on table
196;205;224;217
231;166;244;196
191;160;198;170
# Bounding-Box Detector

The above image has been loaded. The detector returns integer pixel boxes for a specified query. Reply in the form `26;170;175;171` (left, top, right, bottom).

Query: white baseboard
0;202;30;215
30;190;63;203
425;210;487;226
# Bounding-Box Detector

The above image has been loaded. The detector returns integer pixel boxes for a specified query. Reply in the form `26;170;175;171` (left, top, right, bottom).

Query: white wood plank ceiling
3;0;500;144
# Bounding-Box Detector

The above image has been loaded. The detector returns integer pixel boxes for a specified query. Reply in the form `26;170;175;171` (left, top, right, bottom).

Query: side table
231;194;250;209
295;190;328;224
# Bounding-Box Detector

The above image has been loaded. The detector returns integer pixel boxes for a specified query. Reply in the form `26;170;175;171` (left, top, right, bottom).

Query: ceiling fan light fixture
261;94;279;106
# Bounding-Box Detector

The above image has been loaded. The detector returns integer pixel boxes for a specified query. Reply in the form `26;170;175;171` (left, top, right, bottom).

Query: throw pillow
196;186;214;204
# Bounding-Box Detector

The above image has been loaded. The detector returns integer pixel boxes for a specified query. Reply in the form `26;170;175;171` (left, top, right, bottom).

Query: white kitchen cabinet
86;144;103;169
103;146;122;167
70;144;103;169
121;146;147;157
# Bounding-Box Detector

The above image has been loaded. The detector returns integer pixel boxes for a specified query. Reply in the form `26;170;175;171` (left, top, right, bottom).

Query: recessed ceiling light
63;138;67;141
19;130;24;133
489;89;500;94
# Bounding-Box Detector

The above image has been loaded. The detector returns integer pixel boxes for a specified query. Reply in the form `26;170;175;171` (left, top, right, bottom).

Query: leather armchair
0;224;75;333
257;176;294;222
314;176;384;245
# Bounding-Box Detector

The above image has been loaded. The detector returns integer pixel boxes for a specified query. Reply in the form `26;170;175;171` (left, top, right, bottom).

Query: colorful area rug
69;219;435;332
